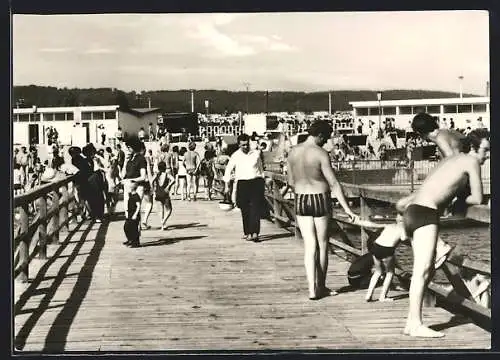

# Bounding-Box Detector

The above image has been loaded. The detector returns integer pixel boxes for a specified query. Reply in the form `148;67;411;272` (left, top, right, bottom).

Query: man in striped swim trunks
286;120;359;300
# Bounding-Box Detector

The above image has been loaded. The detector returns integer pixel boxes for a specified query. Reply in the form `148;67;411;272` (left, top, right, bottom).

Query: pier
13;174;491;351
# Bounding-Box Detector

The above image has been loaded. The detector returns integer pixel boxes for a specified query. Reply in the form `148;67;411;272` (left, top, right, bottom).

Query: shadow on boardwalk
14;219;110;351
13;199;491;351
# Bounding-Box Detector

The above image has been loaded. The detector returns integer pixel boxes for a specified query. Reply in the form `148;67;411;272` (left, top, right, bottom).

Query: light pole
377;92;382;133
190;90;195;113
458;75;464;99
328;91;332;115
243;82;250;114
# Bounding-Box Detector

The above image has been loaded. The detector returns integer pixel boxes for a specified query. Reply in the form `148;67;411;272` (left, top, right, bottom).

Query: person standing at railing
396;129;489;338
223;133;265;243
285;120;359;300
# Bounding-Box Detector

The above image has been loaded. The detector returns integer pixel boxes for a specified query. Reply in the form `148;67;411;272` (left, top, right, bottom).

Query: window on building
382;107;396;115
104;111;116;120
399;106;412;115
369;107;380;116
55;112;66;121
426;105;440;113
43;113;55;121
413;106;426;114
81;112;92;120
66;112;74;121
32;113;41;122
472;104;487;113
356;108;369;116
19;114;30;122
13;115;19;122
444;105;457;113
93;112;104;120
457;104;472;113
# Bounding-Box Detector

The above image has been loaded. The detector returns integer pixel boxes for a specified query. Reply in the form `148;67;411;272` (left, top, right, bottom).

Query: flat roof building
13;105;162;146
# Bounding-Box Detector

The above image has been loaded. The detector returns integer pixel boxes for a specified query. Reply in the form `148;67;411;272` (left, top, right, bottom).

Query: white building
349;97;490;132
13;105;162;146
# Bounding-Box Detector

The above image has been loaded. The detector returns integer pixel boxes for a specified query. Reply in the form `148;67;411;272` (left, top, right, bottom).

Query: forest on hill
12;85;477;114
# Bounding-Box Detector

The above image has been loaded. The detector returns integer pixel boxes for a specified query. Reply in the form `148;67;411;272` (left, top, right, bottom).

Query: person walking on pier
396;129;489;338
286;120;359;300
223;133;266;242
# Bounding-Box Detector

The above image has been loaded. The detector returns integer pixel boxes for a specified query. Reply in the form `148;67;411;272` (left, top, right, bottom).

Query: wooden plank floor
14;196;490;351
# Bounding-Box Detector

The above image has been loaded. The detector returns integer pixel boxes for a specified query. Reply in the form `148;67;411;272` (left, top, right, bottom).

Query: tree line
12;85;474;114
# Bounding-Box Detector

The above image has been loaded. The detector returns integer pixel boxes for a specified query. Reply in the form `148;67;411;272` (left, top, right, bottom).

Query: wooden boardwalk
14;198;490;351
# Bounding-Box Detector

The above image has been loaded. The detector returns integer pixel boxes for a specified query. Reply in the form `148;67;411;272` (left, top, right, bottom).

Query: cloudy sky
12;11;489;94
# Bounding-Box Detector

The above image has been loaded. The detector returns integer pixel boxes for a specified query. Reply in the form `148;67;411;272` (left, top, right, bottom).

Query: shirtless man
286;120;359;300
397;128;489;338
411;112;469;265
412;112;468;158
184;142;201;201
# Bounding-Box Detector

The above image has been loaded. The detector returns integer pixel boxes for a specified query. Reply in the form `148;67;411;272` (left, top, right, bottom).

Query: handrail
13;174;82;283
260;169;491;321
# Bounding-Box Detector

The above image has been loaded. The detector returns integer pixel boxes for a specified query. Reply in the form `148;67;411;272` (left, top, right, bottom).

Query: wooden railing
13;175;82;283
261;170;490;326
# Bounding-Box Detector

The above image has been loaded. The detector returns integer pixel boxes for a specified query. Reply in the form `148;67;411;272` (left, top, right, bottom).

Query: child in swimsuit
365;214;407;302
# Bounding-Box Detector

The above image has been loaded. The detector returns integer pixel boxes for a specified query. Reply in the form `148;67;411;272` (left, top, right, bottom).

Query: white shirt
223;149;264;183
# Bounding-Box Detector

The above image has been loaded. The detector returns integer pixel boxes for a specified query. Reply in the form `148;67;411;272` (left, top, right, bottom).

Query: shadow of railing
14;218;110;352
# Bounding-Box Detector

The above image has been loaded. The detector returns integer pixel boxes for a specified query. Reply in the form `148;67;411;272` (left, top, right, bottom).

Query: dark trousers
236;178;265;236
124;218;140;245
86;172;105;219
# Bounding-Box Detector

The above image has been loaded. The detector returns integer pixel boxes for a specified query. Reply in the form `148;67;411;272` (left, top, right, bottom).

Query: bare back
287;142;330;194
434;129;467;157
413;154;477;209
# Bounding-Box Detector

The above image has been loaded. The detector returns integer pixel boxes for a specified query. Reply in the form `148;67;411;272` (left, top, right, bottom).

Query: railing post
59;184;69;233
271;178;281;227
409;160;415;193
360;195;371;255
49;190;60;245
17;204;29;283
37;197;48;260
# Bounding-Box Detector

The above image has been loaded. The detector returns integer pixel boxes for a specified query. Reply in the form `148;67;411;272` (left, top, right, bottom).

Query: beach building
349;97;490;133
12;105;162;146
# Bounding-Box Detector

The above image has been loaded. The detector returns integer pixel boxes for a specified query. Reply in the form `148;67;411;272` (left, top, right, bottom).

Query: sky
12;11;490;94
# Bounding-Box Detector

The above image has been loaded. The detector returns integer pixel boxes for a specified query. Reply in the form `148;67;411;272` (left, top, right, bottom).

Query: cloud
84;48;114;54
188;21;256;57
39;47;72;53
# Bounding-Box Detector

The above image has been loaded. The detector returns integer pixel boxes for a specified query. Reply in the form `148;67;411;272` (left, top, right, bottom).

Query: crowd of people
13;111;490;339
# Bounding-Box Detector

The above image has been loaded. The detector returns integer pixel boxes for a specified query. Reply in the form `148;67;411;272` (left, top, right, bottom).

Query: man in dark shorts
397;129;489;338
286;120;359;300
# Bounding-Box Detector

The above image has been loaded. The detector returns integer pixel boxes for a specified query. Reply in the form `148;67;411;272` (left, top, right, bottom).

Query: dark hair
179;147;187;156
116;143;121;149
161;144;169;152
172;145;179;153
68;146;81;157
237;133;250;143
14;162;21;170
467;129;490;151
82;143;96;157
105;146;112;153
411;113;439;135
52;156;64;169
125;135;142;152
157;161;167;172
308;120;333;139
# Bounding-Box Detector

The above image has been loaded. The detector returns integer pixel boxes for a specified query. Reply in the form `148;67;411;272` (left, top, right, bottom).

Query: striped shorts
295;192;331;217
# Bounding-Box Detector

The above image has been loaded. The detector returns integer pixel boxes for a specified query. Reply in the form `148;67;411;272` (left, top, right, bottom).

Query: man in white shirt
223;133;265;242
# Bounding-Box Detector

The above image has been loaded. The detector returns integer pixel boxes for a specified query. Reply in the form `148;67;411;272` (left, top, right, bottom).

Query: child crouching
365;214;407;302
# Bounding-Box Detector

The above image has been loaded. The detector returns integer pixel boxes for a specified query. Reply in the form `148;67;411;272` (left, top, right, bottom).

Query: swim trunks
295;192;331;217
403;204;439;236
371;242;395;260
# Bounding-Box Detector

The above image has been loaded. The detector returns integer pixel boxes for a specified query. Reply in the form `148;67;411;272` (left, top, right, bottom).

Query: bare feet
403;324;445;338
320;287;338;297
379;297;394;302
